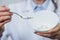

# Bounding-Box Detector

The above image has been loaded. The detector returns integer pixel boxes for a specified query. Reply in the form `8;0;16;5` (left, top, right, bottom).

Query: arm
35;23;60;39
48;23;60;39
0;5;12;39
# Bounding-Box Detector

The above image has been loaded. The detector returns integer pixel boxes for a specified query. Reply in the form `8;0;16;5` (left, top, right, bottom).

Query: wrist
0;26;4;37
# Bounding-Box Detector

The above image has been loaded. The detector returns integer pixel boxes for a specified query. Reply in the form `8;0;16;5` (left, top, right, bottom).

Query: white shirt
1;0;60;40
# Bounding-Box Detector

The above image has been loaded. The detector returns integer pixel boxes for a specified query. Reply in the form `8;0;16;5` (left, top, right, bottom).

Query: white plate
29;10;59;32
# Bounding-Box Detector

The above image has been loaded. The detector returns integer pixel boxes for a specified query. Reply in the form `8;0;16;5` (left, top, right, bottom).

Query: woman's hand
0;5;12;37
34;23;60;39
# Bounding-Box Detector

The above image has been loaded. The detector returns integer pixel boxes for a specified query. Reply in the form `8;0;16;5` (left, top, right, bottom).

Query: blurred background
0;0;60;13
0;0;60;40
0;0;27;5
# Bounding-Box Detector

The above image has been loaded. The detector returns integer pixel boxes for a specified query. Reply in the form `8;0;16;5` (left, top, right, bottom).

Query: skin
0;5;12;37
33;0;45;5
33;0;60;39
0;0;60;39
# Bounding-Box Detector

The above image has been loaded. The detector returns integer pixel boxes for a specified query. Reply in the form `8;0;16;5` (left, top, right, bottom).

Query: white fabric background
0;0;27;5
0;0;60;40
0;0;60;10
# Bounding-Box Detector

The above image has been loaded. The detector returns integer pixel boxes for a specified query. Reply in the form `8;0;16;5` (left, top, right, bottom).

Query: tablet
29;10;59;32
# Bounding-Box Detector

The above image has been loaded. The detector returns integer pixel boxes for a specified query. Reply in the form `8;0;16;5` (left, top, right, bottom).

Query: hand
0;5;12;27
0;5;12;37
34;23;60;39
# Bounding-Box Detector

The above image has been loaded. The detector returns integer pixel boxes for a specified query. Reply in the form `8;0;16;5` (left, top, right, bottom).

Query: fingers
0;5;10;12
34;31;59;39
2;19;11;25
0;12;12;16
0;16;11;22
35;31;51;37
0;5;12;28
0;5;12;37
34;31;57;38
0;19;11;27
0;20;10;37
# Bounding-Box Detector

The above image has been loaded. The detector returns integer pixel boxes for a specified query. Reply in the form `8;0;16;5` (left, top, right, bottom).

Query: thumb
1;5;6;7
